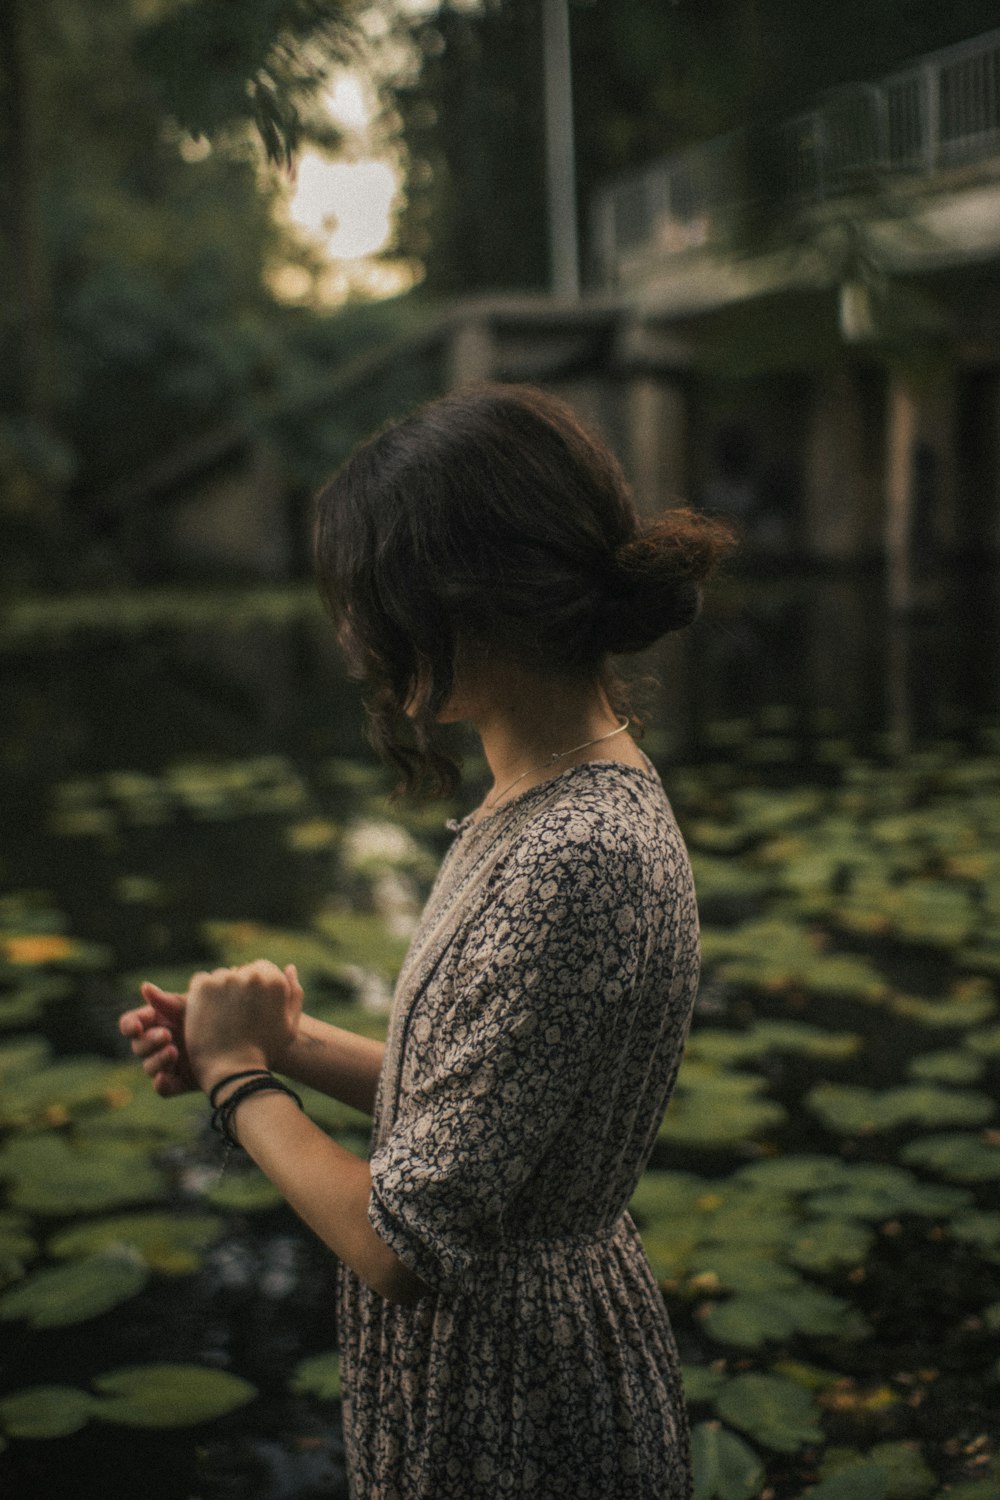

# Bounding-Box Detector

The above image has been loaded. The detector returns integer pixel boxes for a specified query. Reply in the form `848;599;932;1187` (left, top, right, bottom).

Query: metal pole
542;0;580;300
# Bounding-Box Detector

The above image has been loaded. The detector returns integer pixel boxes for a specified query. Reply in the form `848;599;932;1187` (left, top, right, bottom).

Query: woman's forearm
275;1014;385;1115
205;1078;425;1304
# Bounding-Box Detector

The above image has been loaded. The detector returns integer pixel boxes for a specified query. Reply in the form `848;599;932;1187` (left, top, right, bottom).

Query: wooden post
885;375;918;614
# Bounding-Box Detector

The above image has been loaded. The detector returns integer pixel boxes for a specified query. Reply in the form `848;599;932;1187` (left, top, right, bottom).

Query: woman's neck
456;666;646;817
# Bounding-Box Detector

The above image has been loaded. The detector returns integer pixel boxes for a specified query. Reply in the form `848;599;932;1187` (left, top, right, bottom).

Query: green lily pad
691;1421;766;1500
0;1035;51;1080
908;1050;986;1084
0;1134;165;1214
0;1055;130;1127
803;1164;972;1221
807;1464;890;1500
661;1065;787;1146
949;1211;1000;1257
900;1133;1000;1182
687;1248;805;1294
734;1155;849;1194
91;1364;257;1428
703;1286;868;1348
714;1372;823;1452
48;1213;224;1275
0;1254;148;1328
964;1025;1000;1057
805;1083;994;1134
817;1441;936;1499
682;1366;731;1404
290;1351;341;1400
0;1385;96;1438
0;1212;36;1264
201;1172;284;1212
786;1217;875;1272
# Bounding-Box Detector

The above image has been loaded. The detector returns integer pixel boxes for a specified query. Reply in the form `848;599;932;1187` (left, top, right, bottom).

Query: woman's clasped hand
118;960;304;1094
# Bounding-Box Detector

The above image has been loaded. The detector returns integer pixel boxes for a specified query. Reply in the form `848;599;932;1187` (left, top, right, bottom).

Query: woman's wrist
195;1049;269;1097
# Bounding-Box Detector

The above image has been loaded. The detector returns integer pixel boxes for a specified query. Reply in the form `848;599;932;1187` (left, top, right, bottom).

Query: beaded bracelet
208;1069;271;1111
210;1072;304;1150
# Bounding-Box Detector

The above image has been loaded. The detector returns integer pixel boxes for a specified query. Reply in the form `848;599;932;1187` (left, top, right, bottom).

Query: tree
0;0;358;583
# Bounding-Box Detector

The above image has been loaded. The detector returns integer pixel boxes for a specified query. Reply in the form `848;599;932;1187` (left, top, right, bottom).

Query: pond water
1;568;999;1500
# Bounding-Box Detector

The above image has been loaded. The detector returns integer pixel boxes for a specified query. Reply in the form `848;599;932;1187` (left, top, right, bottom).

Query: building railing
592;27;1000;283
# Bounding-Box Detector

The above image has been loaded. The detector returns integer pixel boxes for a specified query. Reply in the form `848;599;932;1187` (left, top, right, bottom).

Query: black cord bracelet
208;1068;272;1110
211;1073;304;1148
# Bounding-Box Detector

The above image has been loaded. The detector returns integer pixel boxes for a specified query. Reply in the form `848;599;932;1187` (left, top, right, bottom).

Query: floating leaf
805;1082;994;1135
0;1386;95;1439
900;1132;1000;1182
704;1286;867;1348
734;1156;849;1194
201;1173;283;1212
786;1217;875;1272
687;1249;804;1295
0;1134;165;1214
48;1213;224;1275
949;1211;1000;1257
816;1441;936;1499
682;1366;731;1404
715;1372;823;1452
290;1352;341;1400
807;1464;890;1499
662;1065;787;1146
965;1025;1000;1057
691;1420;765;1500
908;1050;985;1084
91;1364;257;1428
0;1254;148;1328
0;1055;131;1127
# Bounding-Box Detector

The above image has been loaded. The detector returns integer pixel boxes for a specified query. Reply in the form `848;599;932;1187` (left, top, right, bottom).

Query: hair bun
598;508;736;654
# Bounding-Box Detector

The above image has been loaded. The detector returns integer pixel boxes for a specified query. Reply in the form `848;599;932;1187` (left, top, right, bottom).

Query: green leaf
0;1254;148;1328
786;1217;875;1272
0;1134;165;1214
900;1133;1000;1182
734;1155;849;1194
201;1172;283;1212
0;1055;129;1127
691;1421;766;1500
704;1286;867;1348
808;1464;890;1499
91;1364;257;1428
805;1083;994;1135
0;1386;95;1438
682;1366;731;1404
47;1213;224;1275
908;1050;985;1085
715;1372;823;1452
290;1351;341;1400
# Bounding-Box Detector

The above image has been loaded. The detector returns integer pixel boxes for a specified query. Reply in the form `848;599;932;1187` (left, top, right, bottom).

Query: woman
120;384;734;1500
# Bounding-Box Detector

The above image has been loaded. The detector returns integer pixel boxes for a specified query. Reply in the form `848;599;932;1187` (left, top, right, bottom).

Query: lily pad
786;1217;875;1272
0;1134;165;1214
0;1385;96;1439
900;1132;1000;1182
290;1351;341;1400
805;1083;994;1134
48;1213;224;1275
807;1464;890;1499
715;1372;823;1452
704;1285;868;1348
91;1364;257;1428
691;1421;766;1500
908;1050;985;1085
0;1254;148;1327
201;1172;284;1212
0;1055;131;1128
816;1441;936;1499
682;1366;731;1404
661;1065;788;1146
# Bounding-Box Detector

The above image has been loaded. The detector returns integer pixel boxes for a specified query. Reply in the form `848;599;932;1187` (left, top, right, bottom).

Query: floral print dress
336;759;700;1500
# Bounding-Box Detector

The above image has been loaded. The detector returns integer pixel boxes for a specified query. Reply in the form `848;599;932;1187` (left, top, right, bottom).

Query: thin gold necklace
483;716;631;811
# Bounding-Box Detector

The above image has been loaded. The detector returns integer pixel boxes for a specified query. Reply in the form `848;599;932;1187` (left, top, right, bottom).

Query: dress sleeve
367;823;650;1294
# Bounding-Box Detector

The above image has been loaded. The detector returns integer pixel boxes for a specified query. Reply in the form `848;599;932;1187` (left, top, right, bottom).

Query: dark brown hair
314;383;735;796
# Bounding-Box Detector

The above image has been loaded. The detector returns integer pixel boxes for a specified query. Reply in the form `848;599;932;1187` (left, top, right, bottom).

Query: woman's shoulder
501;760;688;884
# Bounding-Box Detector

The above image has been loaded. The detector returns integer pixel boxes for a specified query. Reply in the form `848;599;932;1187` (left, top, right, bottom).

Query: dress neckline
445;753;661;837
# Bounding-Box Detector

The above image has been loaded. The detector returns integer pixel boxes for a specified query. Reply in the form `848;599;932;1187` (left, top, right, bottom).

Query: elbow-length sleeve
367;822;655;1294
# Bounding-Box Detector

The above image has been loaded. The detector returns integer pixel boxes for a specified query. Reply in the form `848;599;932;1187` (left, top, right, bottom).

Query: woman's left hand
184;960;303;1093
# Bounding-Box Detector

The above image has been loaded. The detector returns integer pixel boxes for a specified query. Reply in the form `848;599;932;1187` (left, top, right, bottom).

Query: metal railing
593;27;1000;282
